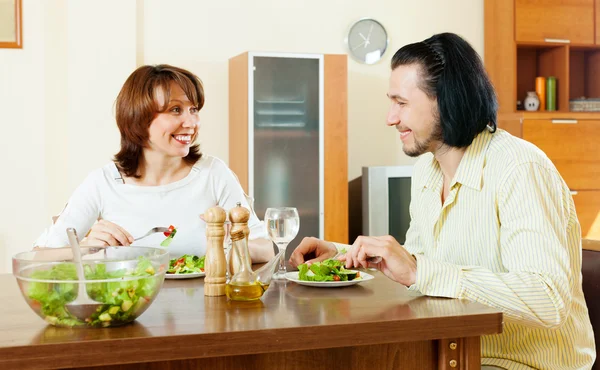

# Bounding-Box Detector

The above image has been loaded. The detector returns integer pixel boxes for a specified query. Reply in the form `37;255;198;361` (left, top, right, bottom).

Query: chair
582;239;600;369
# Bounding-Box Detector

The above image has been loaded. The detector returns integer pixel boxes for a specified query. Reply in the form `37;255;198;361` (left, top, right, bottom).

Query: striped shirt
405;129;595;369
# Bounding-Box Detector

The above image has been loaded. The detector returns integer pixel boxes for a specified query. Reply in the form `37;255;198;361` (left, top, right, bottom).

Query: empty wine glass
265;207;300;280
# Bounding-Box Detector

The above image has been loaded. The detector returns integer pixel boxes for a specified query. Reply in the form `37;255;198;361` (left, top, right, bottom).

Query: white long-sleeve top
35;155;266;259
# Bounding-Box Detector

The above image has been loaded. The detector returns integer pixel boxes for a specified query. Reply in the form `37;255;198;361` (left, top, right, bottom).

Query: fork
333;249;382;264
134;227;170;241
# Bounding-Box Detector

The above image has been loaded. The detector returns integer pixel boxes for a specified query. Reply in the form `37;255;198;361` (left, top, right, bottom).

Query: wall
140;0;484;177
0;0;47;273
0;0;483;273
0;0;136;273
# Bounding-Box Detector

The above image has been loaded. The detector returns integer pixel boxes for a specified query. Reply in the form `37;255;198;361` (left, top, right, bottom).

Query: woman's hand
341;235;417;287
80;220;134;247
289;237;338;268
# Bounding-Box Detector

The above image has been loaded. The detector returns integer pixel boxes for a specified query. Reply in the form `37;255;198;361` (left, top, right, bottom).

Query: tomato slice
163;225;176;237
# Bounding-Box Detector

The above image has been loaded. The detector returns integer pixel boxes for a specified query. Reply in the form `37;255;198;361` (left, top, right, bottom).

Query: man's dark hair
391;32;498;148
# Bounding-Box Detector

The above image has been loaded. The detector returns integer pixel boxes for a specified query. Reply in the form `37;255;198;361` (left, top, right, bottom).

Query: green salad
298;259;361;282
167;254;205;274
27;257;160;327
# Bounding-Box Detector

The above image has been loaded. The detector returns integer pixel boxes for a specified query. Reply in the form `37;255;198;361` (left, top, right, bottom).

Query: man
289;33;595;370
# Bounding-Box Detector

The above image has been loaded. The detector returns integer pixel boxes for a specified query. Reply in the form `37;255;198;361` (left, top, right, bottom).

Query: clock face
346;19;388;65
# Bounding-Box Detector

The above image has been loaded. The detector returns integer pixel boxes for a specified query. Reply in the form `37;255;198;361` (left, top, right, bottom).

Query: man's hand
289;237;337;268
341;235;417;287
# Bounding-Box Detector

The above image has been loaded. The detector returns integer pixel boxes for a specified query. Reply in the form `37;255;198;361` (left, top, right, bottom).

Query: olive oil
225;281;269;301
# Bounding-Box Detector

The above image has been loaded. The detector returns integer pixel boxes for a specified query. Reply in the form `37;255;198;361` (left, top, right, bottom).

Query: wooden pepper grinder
229;202;250;276
203;206;227;296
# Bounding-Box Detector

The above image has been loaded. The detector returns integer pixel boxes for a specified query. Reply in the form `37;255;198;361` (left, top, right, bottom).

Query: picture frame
0;0;22;49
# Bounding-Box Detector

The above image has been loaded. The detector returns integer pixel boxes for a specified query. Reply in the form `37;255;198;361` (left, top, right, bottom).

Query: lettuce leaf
297;259;358;282
160;228;177;247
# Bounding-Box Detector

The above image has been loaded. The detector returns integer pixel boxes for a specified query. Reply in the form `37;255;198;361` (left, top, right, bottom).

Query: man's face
386;64;442;157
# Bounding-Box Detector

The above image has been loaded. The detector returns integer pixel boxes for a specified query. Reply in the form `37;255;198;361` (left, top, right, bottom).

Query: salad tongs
65;228;104;319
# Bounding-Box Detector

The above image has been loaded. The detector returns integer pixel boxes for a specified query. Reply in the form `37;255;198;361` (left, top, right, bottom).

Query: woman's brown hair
114;64;205;178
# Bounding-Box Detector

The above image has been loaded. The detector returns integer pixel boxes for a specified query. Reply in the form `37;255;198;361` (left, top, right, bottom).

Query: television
361;166;413;244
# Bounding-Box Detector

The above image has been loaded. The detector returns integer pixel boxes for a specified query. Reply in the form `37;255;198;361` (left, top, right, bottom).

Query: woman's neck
127;151;192;186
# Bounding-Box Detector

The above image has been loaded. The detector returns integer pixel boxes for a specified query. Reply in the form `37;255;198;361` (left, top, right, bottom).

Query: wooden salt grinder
203;206;227;296
229;202;250;275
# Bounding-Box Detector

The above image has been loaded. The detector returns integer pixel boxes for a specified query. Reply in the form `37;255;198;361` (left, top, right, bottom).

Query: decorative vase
524;91;540;111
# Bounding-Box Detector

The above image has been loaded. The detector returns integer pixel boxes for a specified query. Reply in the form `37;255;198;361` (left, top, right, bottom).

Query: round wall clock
345;18;389;65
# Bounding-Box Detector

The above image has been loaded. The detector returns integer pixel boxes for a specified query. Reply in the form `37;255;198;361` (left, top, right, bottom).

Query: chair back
582;239;600;369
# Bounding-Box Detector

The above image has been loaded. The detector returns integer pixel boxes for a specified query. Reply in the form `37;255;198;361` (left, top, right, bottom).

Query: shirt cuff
247;219;268;240
413;254;463;298
331;242;351;254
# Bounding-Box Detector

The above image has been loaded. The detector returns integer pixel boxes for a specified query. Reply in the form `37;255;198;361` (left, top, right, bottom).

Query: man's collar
451;130;493;191
420;153;442;191
418;130;494;191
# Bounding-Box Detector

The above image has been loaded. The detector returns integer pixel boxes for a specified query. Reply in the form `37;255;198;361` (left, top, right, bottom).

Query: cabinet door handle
544;38;571;44
570;191;579;196
551;119;578;124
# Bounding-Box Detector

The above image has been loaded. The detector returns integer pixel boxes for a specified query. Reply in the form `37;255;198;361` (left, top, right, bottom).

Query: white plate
165;271;205;280
284;270;374;287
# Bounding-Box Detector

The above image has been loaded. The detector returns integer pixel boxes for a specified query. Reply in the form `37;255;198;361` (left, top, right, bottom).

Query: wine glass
264;207;300;280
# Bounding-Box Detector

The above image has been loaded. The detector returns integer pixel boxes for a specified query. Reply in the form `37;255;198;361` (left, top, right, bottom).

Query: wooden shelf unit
569;46;600;101
485;0;600;240
516;43;569;112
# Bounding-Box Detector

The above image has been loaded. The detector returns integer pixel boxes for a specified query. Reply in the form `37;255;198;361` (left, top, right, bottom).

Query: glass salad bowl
12;246;169;328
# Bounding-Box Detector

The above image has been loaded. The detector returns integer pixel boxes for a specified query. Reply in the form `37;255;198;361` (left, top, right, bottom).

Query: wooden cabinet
486;1;600;114
228;52;348;250
597;0;600;44
484;0;516;113
523;119;600;240
497;114;523;138
486;1;600;239
573;191;600;239
522;119;600;190
515;0;595;44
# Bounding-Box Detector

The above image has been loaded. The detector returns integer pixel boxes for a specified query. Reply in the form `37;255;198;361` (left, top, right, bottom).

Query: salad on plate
298;259;361;282
284;258;374;288
165;254;205;279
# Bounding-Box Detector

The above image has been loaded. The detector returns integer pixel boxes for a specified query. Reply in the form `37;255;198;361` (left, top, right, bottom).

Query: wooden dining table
0;269;502;370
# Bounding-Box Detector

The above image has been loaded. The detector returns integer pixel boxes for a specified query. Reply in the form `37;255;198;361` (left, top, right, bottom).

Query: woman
35;64;274;263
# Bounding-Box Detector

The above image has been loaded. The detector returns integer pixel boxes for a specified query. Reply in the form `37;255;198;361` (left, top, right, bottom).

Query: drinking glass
264;207;300;280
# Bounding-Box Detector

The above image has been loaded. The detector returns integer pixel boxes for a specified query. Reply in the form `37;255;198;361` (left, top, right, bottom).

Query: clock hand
358;32;367;41
352;41;366;51
367;24;374;40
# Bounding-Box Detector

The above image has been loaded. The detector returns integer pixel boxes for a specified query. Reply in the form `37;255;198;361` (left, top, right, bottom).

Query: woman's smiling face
147;81;200;159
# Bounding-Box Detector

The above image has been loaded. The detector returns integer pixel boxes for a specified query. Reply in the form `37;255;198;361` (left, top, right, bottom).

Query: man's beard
403;119;443;157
